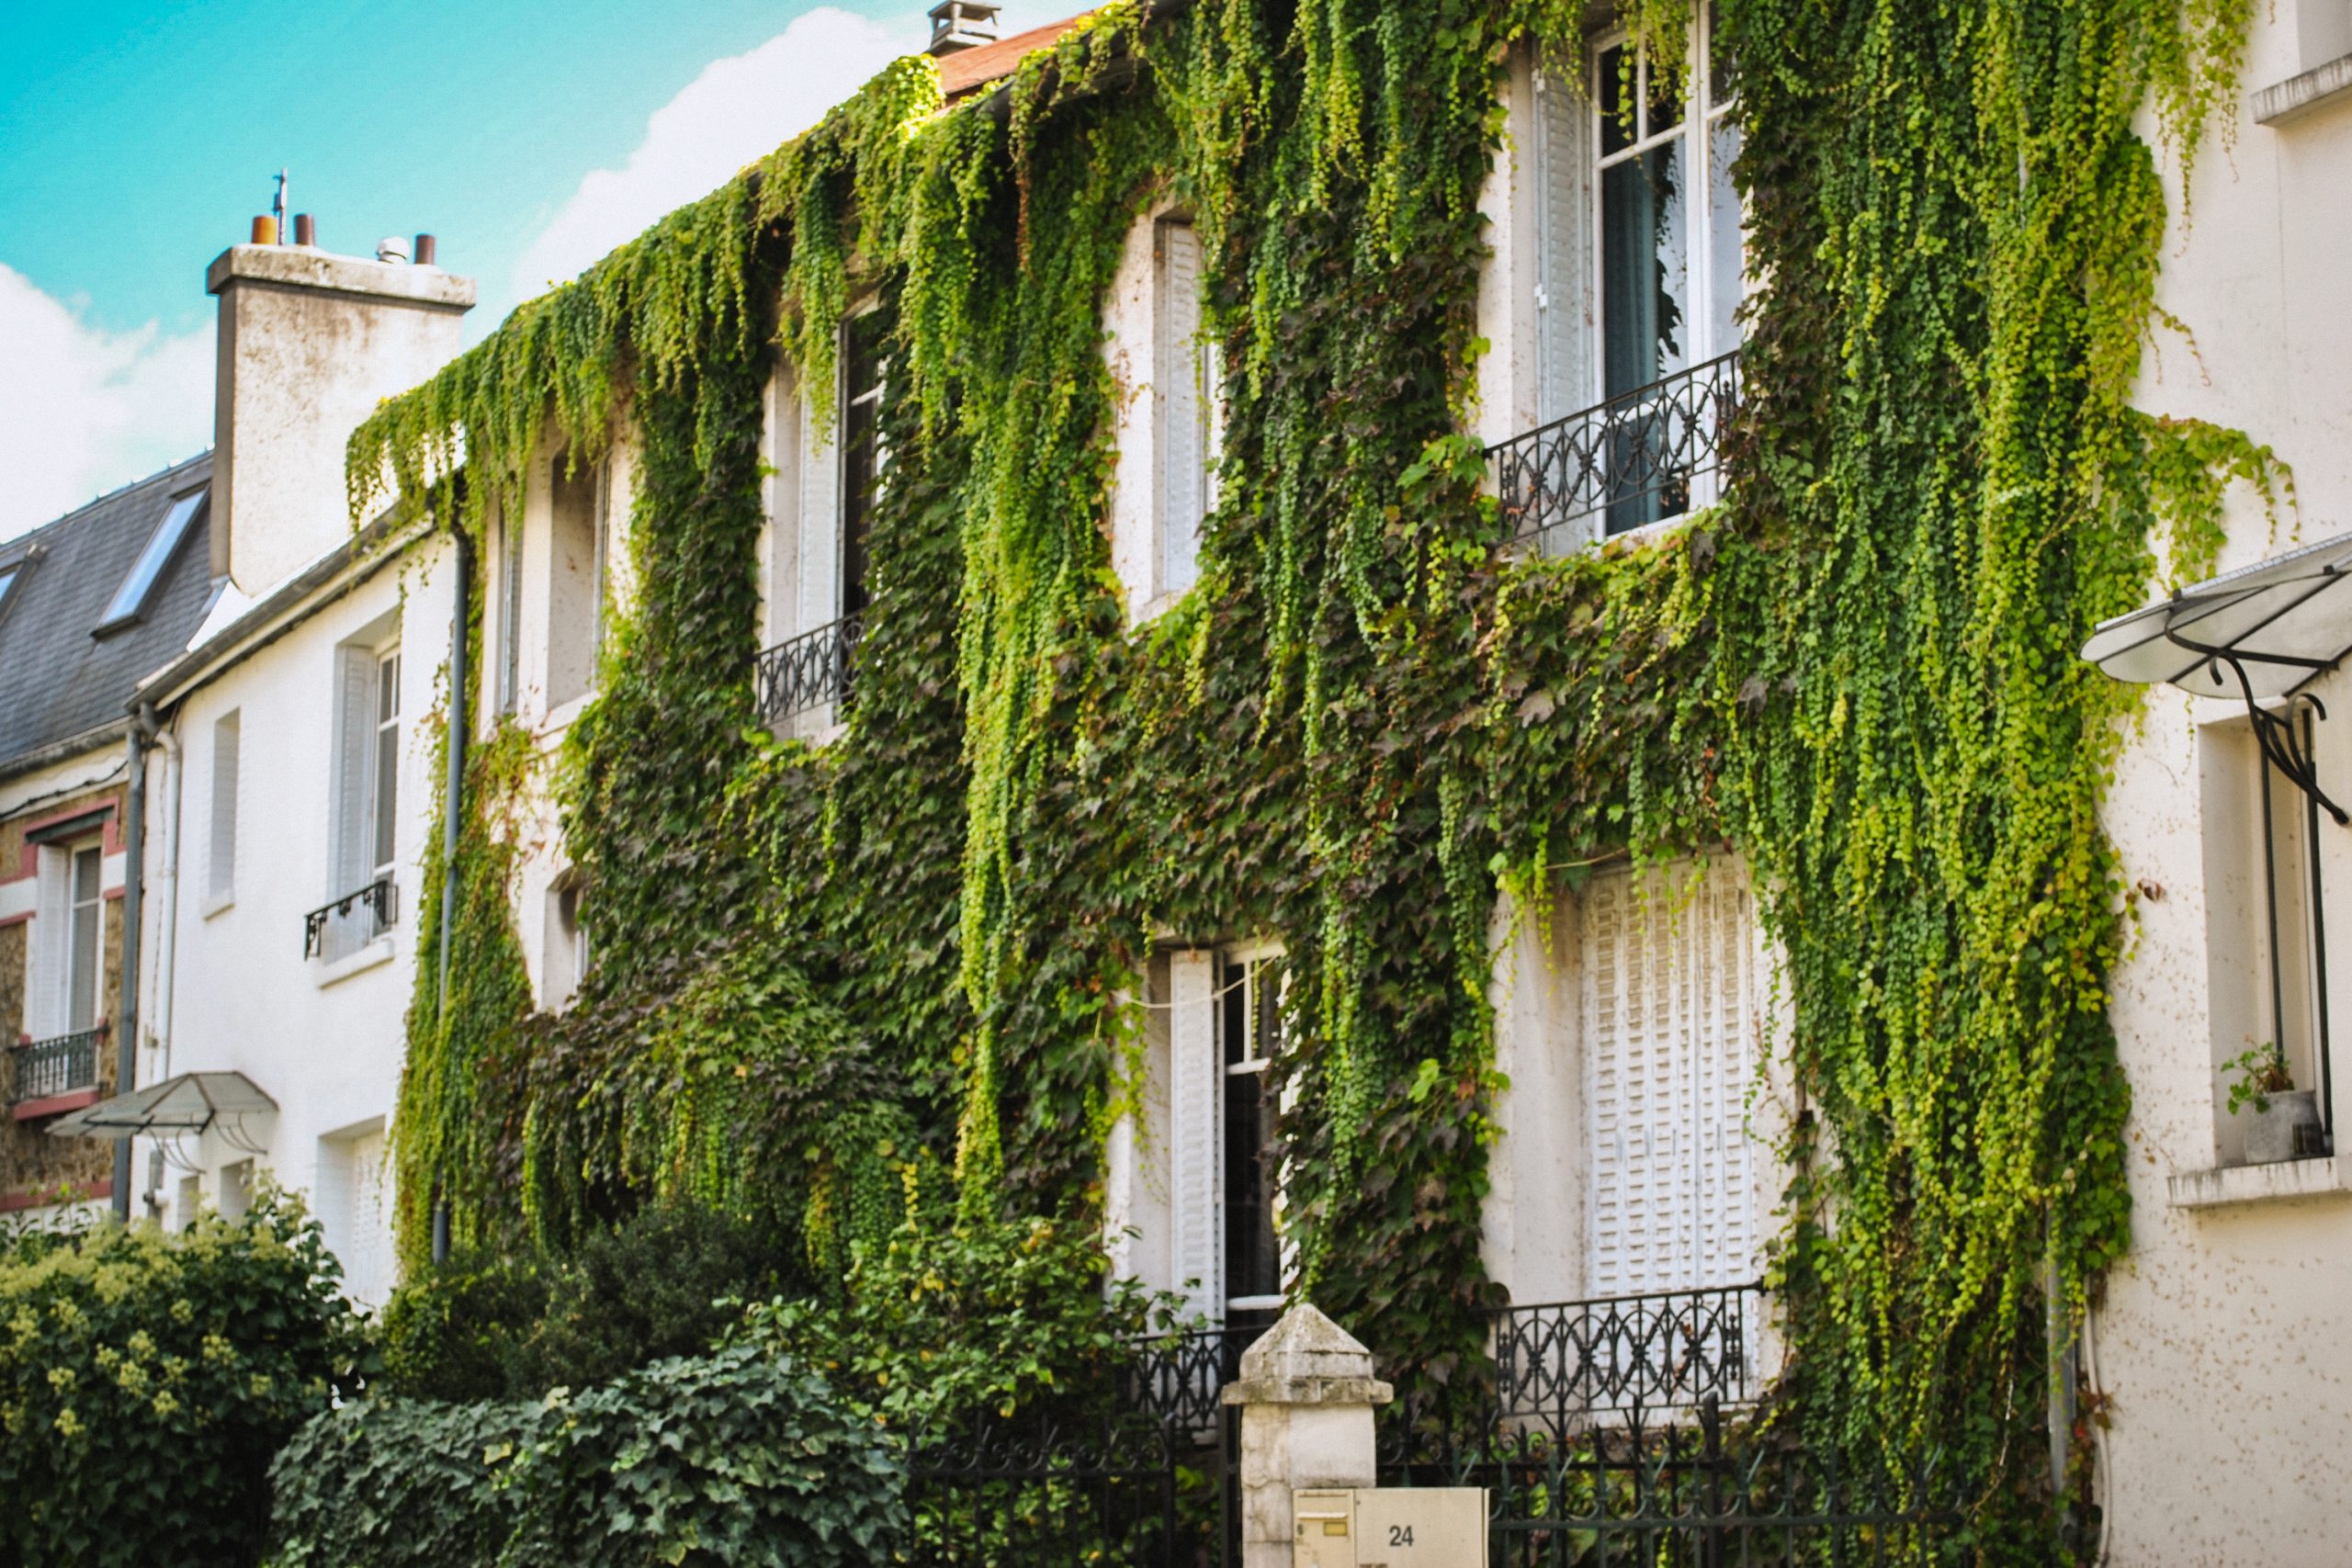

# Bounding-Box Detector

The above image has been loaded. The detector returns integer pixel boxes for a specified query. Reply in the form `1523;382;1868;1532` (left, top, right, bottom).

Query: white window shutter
797;393;841;635
1585;862;1759;1299
1168;949;1221;1322
1157;221;1205;598
209;714;239;902
1534;42;1595;425
333;648;376;894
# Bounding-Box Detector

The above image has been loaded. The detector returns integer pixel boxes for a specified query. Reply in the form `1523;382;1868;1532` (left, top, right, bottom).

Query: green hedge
0;1196;359;1567
270;1344;903;1567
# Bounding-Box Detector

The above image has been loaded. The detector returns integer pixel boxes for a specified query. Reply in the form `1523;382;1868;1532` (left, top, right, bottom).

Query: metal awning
47;1071;277;1142
2083;530;2352;823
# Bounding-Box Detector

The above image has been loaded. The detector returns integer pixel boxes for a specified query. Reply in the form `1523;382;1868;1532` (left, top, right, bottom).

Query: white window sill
1128;590;1190;633
314;935;397;989
2253;51;2352;126
2166;1155;2352;1211
199;889;233;919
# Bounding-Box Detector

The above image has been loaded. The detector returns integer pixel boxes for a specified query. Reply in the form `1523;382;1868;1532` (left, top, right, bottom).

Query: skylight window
0;564;18;616
97;487;207;633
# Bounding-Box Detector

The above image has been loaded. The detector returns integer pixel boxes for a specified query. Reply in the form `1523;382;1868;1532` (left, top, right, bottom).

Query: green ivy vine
355;0;2284;1548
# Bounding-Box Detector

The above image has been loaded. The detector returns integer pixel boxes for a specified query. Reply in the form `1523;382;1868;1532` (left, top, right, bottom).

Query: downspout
431;526;471;1264
111;705;157;1222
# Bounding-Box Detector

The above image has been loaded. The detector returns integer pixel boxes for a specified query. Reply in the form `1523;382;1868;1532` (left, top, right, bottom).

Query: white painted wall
2090;3;2352;1559
141;536;453;1304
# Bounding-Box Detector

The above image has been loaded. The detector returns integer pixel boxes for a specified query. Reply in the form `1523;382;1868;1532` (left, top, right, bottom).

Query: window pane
1644;49;1683;136
69;848;101;1032
1598;45;1634;156
841;312;887;620
99;489;206;628
1223;1067;1281;1302
1707;118;1745;353
1223;959;1248;1067
1602;144;1690;396
374;720;399;874
0;566;17;612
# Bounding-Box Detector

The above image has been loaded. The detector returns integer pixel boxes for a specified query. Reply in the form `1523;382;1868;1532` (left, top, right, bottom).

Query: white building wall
2095;3;2352;1561
141;536;454;1303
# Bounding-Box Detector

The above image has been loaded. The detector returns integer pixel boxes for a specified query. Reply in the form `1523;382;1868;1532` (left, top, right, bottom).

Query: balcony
1489;349;1742;548
11;1026;105;1115
754;614;862;727
303;876;398;961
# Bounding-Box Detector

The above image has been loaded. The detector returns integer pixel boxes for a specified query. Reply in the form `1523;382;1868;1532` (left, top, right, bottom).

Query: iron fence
303;876;398;960
10;1027;104;1104
1490;1282;1761;1435
1122;1319;1270;1438
755;614;863;726
1490;350;1742;547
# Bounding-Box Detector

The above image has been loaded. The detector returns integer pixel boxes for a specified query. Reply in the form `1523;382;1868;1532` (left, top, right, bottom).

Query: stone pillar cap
1220;1303;1395;1408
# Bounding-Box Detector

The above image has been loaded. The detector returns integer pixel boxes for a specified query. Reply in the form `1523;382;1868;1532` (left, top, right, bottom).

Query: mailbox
1292;1487;1487;1568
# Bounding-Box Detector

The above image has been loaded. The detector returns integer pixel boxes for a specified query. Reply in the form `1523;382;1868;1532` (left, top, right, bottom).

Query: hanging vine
355;0;2282;1548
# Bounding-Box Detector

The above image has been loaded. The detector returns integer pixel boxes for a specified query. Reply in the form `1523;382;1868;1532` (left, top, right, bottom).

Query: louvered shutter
333;649;375;895
1168;949;1222;1323
1533;45;1596;425
1584;862;1758;1299
209;714;239;902
797;390;840;633
1158;221;1205;598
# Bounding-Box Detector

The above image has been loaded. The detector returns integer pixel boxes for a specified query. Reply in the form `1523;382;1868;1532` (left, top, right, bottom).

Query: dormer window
96;487;206;633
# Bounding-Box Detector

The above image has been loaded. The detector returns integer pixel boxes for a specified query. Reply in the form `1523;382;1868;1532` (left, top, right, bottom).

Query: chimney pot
250;215;277;245
927;0;1001;55
413;233;437;267
293;213;316;247
376;235;412;265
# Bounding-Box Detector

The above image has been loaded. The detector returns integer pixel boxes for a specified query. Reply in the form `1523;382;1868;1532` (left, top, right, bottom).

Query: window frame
63;840;105;1035
1217;941;1288;1316
96;487;207;634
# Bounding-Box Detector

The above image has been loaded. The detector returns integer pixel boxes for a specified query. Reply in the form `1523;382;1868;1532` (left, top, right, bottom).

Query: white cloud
507;6;922;306
0;265;214;543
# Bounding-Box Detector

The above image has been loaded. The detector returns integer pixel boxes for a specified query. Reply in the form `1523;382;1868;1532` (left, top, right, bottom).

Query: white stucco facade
2089;4;2352;1561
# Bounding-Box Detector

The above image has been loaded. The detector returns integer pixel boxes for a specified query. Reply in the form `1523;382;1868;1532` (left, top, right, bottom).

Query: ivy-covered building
45;0;2352;1558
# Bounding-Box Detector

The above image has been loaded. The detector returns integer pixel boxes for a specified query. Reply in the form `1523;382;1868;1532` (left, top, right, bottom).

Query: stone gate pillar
1220;1303;1394;1568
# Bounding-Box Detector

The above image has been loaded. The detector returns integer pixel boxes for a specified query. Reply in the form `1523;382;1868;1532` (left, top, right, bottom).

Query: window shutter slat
1158;222;1205;598
334;648;375;895
1534;44;1594;425
1168;949;1221;1322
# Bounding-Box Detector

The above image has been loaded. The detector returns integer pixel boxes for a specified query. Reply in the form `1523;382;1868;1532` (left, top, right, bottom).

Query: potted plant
2225;1043;2323;1164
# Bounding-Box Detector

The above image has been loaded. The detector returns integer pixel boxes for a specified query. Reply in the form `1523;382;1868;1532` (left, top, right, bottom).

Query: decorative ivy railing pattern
303;877;399;960
1488;349;1742;546
10;1027;105;1105
754;615;863;726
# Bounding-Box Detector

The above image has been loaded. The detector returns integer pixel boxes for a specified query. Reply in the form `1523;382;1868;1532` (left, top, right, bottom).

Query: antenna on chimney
927;0;1001;55
272;170;289;246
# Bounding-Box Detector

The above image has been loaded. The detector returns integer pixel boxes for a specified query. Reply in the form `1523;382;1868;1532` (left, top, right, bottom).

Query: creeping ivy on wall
357;0;2280;1547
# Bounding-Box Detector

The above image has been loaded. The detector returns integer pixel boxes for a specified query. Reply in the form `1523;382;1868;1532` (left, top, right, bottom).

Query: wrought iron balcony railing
754;614;863;727
1489;348;1742;547
303;876;398;960
1487;1280;1761;1432
1122;1317;1271;1437
11;1027;105;1105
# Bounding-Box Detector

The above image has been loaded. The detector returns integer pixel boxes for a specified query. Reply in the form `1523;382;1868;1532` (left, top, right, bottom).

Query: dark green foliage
0;1195;359;1568
271;1346;903;1568
379;1203;795;1401
268;1395;533;1568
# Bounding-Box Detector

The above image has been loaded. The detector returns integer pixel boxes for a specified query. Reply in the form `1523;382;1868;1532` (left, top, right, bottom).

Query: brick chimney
206;232;475;592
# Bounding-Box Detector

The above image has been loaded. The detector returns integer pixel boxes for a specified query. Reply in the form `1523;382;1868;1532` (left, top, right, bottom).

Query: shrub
267;1395;533;1567
0;1193;358;1567
742;1200;1178;1433
379;1202;792;1401
270;1345;903;1568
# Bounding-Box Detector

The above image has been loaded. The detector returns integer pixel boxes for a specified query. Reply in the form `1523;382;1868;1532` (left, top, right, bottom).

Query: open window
312;631;401;964
1507;6;1745;548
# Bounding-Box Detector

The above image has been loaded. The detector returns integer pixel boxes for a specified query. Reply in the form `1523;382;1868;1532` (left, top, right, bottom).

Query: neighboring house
0;455;217;1225
49;235;472;1312
2069;6;2352;1559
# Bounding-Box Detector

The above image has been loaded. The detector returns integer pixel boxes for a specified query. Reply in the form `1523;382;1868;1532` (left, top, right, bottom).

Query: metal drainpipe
111;705;156;1222
431;526;471;1263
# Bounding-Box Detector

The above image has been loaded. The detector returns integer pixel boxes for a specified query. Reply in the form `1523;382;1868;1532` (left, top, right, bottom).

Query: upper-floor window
96;486;207;634
546;453;609;711
320;635;401;961
1157;219;1216;600
62;842;104;1035
207;711;240;910
839;310;887;623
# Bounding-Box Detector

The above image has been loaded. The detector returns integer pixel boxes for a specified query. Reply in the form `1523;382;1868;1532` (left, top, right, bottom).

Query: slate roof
0;452;218;776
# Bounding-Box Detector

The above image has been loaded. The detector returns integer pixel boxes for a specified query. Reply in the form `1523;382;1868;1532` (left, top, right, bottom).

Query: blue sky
0;0;1060;539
